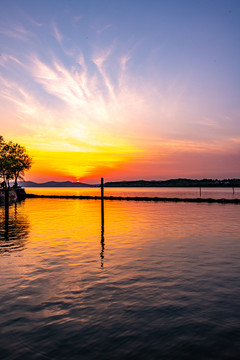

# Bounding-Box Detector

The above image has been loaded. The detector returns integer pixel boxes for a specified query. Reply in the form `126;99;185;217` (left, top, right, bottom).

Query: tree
10;143;32;186
0;136;32;187
0;139;13;187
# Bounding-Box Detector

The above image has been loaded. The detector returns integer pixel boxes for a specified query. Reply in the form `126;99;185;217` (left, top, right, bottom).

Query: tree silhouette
0;136;32;187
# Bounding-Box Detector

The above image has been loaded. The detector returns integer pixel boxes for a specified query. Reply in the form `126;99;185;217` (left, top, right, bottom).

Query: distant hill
104;178;240;187
15;178;240;188
17;181;94;187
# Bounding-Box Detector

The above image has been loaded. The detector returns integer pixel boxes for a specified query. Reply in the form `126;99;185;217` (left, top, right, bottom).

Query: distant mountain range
104;178;240;187
18;181;95;187
16;178;240;187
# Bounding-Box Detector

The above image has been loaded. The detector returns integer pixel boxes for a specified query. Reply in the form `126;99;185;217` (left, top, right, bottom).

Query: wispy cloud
92;46;116;101
23;13;43;27
0;25;34;41
194;117;220;127
0;52;139;157
119;54;131;88
0;53;25;68
31;56;97;109
96;24;112;35
52;22;63;44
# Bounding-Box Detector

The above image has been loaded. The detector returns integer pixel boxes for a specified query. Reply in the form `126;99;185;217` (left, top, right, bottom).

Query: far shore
17;178;240;188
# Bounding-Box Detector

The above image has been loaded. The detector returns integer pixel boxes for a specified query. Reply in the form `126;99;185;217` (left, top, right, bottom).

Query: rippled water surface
0;198;240;359
25;186;240;199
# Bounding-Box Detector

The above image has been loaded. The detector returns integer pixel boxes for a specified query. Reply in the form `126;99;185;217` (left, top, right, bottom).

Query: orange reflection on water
2;198;240;276
13;198;240;251
1;197;240;332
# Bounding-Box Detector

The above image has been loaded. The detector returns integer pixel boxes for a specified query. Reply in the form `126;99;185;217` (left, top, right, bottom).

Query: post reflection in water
100;195;105;268
0;202;29;253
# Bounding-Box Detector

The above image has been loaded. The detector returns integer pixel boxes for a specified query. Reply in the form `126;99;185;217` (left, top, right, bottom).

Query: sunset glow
1;0;240;182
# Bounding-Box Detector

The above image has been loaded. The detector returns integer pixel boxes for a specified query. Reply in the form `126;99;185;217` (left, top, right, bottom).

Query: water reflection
100;227;105;268
100;196;105;268
0;202;29;253
25;186;240;199
0;199;240;359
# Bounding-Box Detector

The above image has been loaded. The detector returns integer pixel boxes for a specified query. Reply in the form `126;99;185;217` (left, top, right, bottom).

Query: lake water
0;195;240;359
25;186;240;199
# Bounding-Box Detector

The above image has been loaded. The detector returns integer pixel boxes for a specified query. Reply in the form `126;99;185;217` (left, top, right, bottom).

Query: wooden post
101;178;104;199
233;187;235;195
200;187;202;197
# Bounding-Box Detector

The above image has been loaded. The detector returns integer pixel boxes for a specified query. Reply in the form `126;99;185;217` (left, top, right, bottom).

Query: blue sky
1;0;240;181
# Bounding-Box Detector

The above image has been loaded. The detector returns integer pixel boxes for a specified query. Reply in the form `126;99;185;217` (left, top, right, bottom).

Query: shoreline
25;194;240;204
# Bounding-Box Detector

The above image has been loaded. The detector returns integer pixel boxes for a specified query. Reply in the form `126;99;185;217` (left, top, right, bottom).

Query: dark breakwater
25;193;240;204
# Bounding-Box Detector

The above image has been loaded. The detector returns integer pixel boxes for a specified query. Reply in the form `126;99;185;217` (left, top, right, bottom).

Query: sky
0;0;240;183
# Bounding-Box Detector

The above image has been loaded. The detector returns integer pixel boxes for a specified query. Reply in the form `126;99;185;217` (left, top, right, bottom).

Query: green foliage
0;136;32;187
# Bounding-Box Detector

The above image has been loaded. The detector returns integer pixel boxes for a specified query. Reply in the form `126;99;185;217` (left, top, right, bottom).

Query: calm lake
0;190;240;359
25;186;240;199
